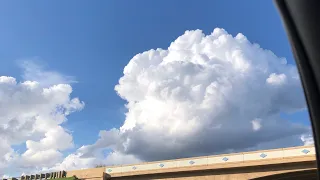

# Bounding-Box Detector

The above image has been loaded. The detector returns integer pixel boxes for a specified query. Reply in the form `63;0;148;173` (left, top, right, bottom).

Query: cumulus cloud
2;28;313;175
111;28;307;160
55;27;310;169
0;62;84;176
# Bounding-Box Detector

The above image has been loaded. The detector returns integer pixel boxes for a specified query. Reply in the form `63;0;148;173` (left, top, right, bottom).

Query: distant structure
2;171;66;180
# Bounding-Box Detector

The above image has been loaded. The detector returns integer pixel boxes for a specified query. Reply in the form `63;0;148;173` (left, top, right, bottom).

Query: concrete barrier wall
105;145;315;175
67;167;105;180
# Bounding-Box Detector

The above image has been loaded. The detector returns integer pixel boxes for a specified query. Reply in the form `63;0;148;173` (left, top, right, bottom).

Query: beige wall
67;167;105;180
108;161;316;180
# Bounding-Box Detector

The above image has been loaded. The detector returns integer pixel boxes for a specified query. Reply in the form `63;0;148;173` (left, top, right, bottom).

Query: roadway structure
65;145;317;180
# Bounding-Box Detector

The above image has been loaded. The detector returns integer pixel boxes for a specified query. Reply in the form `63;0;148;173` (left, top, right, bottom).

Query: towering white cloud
65;28;310;167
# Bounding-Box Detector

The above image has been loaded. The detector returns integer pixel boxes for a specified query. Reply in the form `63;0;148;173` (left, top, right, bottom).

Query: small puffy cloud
21;149;63;168
0;61;84;175
103;151;141;165
19;126;74;168
301;133;314;146
51;153;98;171
25;126;74;152
50;150;140;171
266;73;287;86
251;118;262;131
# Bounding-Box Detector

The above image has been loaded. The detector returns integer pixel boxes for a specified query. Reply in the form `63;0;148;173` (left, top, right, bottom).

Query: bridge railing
105;145;316;174
2;171;67;180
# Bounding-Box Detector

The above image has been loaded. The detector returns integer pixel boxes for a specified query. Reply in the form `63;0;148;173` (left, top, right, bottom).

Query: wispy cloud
18;58;77;87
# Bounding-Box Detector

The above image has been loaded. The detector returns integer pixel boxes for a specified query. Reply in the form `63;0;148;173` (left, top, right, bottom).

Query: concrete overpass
67;145;317;180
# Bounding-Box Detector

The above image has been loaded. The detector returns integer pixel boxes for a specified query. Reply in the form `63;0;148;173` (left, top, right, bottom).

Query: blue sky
0;0;312;173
